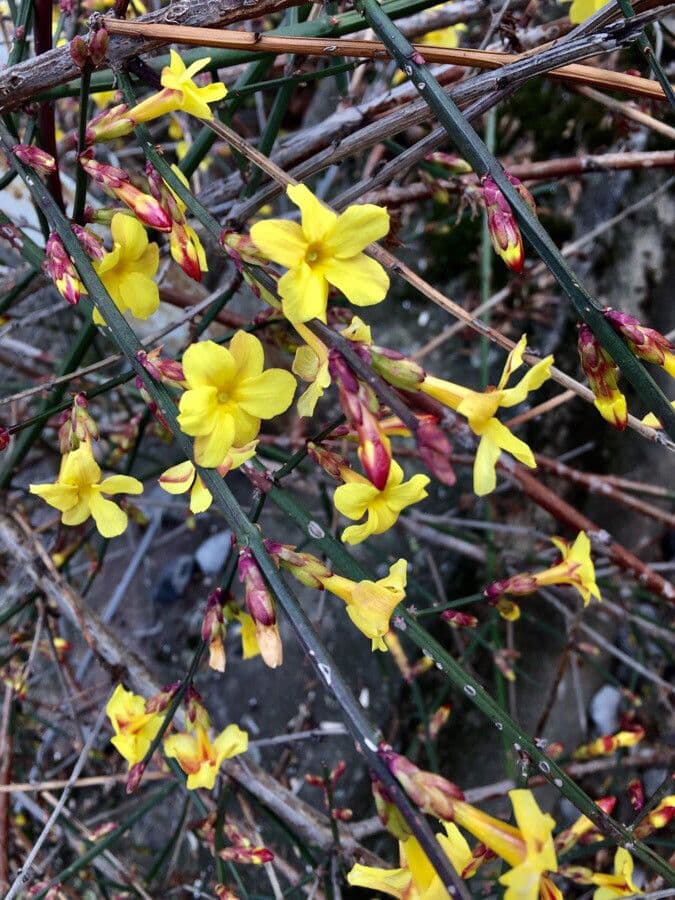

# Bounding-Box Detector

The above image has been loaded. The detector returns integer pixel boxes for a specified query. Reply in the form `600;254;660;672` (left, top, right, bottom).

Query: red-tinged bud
69;34;89;69
114;181;172;231
306;442;352;482
88;821;117;839
145;680;180;714
170;221;206;282
214;886;239;900
628;778;644;812
0;427;10;451
428;704;451;740
85;104;135;145
219;846;274;865
578;324;627;430
126;761;145;794
506;172;537;216
416;417;455;486
58;393;98;450
573;725;645;760
604;308;675;377
13;144;56;176
71;223;104;259
442;610;478;628
484;573;538;604
263;540;332;589
222;230;273;267
425;152;473;174
44;233;83;305
333;807;353;821
493;647;519;682
185;686;210;730
202;588;227;672
379;746;464;819
372;778;412;841
481;175;524;273
238;548;282;668
330;760;347;783
370;346;425;390
78;151;127;188
357;411;391;490
88;27;109;68
137;347;185;387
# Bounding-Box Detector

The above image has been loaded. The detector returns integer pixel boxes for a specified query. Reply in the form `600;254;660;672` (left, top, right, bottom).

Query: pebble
195;530;232;575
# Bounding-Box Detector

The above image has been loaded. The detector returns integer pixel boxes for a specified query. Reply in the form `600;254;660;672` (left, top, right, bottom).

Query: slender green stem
614;0;675;110
355;0;675;441
73;65;92;224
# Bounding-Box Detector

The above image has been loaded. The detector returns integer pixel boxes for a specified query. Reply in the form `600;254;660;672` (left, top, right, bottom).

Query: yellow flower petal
278;262;329;323
98;475;144;495
287;182;337;244
229;329;265;381
193;411;236;468
250;219;307;269
190;476;213;514
324;204;390;258
89;491;128;538
159;460;196;495
182;340;235;390
322;253;390;307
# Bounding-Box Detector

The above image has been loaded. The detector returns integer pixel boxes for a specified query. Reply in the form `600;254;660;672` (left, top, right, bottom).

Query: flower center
217;390;230;404
305;243;322;265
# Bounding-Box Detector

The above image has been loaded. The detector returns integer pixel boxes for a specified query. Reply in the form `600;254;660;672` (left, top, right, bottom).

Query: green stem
73;65;92;224
614;0;675;111
354;0;675;441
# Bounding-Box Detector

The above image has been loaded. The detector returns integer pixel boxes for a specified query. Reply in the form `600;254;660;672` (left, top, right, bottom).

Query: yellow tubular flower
536;532;601;605
452;790;560;900
159;442;258;514
591;848;643;899
29;441;143;538
130;50;227;123
566;0;609;24
334;460;430;545
250;183;390;323
177;333;296;467
106;684;163;769
92;213;159;325
421;336;553;495
321;559;407;650
164;723;248;790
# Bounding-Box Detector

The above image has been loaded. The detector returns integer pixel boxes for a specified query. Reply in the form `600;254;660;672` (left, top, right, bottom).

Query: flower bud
416;417;455;486
442;610;478;628
84;104;135;145
238;548;282;668
13;144;56;176
573;725;645;760
214;886;239;900
69;34;89;70
577;324;627;430
0;427;10;451
185;686;211;731
481;175;524;273
219;846;274;865
44;233;83;306
88;27;109;68
604;308;675;377
379;746;464;819
263;540;332;589
137;347;185;387
370;346;425;391
126;761;145;794
71;223;104;259
425;152;473;174
306;442;351;481
170;221;207;282
145;681;180;714
628;778;644;812
202;588;227;672
372;778;412;841
79;152;172;231
70;392;99;444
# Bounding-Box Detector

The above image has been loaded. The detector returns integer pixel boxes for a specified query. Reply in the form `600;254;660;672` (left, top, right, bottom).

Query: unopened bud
0;427;10;451
13;144;56;176
372;778;412;841
416;417;455;486
238;548;282;668
202;588;227;672
425;152;473;174
137;347;185;387
442;610;478;628
145;681;180;714
219;846;274;865
306;442;351;481
481;175;524;273
44;233;83;306
88;27;109;68
214;886;239;900
170;221;207;282
263;540;332;589
380;746;464;819
185;686;210;730
71;223;104;259
578;324;627;430
370;346;425;391
604;308;675;377
628;778;644;812
126;761;145;794
69;35;89;69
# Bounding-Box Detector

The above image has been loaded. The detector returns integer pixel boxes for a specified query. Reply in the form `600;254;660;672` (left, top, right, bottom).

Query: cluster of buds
57;393;99;452
578;324;627;430
305;761;353;822
328;349;392;489
573;725;645;760
480;173;535;274
69;26;109;70
197;814;274;866
146;162;207;282
12;144;56;176
44;233;84;305
202;587;228;672
441;609;478;629
137;346;185;387
79;151;172;231
554;797;617;854
379;745;464;820
604;307;675;377
237;548;282;669
263;539;332;589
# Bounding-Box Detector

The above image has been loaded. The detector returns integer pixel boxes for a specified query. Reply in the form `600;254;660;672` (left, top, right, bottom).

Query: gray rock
588;684;622;736
195;530;232;576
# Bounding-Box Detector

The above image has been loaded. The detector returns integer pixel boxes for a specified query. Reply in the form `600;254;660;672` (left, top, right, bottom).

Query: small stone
195;530;232;575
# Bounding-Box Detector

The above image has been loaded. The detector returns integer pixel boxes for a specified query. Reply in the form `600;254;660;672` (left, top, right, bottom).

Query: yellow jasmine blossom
177;332;296;467
565;0;609;24
29;441;143;538
291;321;331;417
106;684;163;769
250;183;390;323
334;460;430;545
130;50;227;123
92;213;159;326
452;789;561;900
92;89;119;110
421;336;553;495
159;442;258;514
573;726;644;761
641;400;675;430
321;559;407;650
164;722;248;790
235;609;261;660
348;825;474;899
591;849;643;899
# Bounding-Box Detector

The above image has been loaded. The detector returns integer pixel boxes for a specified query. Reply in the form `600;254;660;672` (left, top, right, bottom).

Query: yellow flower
177;332;296;467
250;183;390;323
334;460;430;545
591;848;643;900
92;89;118;110
159;442;258;513
92;213;159;326
452;789;560;900
163;722;248;790
574;726;644;761
321;559;407;650
348;826;474;899
29;441;143;538
130;50;227;123
566;0;609;24
291;321;331;417
106;684;163;769
421;336;552;495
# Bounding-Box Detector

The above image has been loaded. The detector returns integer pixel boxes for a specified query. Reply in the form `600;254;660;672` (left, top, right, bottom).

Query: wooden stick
103;19;669;102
